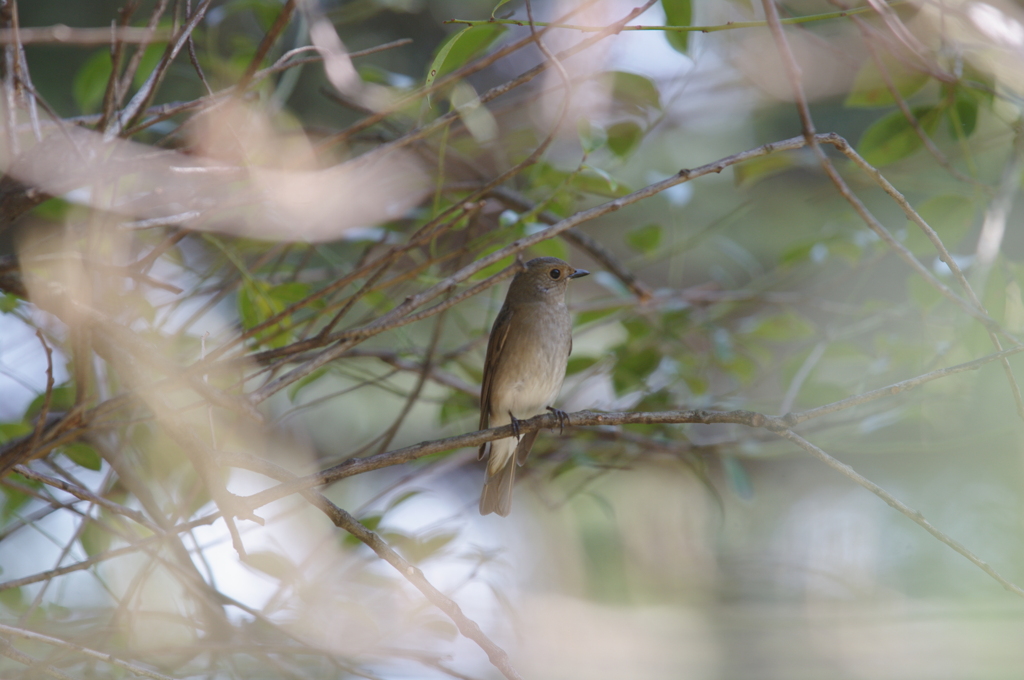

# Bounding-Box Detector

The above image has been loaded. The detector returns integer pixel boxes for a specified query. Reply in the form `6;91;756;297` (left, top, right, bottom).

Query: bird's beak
569;269;589;279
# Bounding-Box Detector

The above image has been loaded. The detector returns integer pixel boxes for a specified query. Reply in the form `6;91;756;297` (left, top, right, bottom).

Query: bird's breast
488;301;572;419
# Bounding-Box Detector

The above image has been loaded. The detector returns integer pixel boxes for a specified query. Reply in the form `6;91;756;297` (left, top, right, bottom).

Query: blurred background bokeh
3;0;1024;678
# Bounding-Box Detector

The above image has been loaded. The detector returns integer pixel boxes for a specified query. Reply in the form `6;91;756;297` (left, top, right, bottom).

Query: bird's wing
478;303;514;458
515;429;539;467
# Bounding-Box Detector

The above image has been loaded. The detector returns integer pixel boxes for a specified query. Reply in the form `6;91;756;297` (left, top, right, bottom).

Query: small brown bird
478;256;588;516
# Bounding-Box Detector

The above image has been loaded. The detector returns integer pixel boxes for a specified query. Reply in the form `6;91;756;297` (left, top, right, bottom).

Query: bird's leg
546;406;569;434
507;411;522;441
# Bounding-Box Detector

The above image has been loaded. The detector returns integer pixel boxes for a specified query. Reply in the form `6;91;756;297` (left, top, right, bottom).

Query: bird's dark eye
550;268;561;280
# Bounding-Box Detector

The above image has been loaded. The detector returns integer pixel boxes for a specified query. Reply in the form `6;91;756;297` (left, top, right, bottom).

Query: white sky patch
604;1;695;81
969;2;1024;47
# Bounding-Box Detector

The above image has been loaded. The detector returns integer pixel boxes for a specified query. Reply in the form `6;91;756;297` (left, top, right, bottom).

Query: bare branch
776;429;1024;598
0;25;171;45
220;451;525;680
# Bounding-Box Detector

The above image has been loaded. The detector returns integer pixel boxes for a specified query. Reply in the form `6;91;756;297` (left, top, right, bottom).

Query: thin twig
0;511;221;591
112;0;170;111
0;622;178;680
776;429;1024;597
373;308;449;455
107;0;212;137
13;465;159;532
26;330;55;462
0;638;76;680
488;185;654;300
236;0;296;92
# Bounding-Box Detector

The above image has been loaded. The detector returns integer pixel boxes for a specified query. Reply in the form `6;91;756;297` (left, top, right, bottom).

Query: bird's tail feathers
479;455;516;516
479;431;540;516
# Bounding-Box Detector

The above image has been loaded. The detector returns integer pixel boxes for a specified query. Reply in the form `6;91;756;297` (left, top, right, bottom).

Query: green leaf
30;197;72;221
845;54;929;108
343;514;382;547
361;514;382;531
682;373;708;395
237;280;300;348
0;585;24;611
25;385;76;421
635;388;672;412
419;531;458;559
576;306;623;325
470;243;516;281
440;390;477;425
622;317;651;340
386;490;422;512
574;166;628;197
2;483;32;521
577;118;607;154
400;530;458;563
661;0;692;54
133;43;166;90
0;292;18;313
857;105;942;166
73;50;112;113
745;311;815;342
734;153;797;188
224;0;282;29
80;520;112;557
425;25;506;90
61;442;102;471
780;241;815;267
491;0;515;19
625;223;662;254
237;281;261;330
961;63;996;105
269;281;311;304
612;346;660;393
947;91;978;138
721;353;757;384
905;195;975;255
566;356;598;375
0;422;31;444
288;367;329;402
606;121;643;157
599;71;662;114
358;64;403;86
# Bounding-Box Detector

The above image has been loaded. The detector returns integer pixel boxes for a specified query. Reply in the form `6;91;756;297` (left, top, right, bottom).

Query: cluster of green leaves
848;55;994;167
